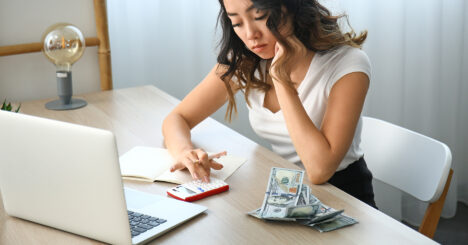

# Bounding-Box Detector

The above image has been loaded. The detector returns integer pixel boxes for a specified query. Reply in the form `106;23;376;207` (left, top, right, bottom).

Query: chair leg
419;169;454;238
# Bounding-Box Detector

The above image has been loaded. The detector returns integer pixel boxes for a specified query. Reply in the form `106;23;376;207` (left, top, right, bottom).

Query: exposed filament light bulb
42;23;87;110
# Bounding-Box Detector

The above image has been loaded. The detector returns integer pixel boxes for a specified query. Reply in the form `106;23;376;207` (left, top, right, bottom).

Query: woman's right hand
169;148;225;182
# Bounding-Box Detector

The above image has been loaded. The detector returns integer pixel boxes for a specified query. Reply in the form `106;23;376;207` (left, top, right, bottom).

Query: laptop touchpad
124;188;164;210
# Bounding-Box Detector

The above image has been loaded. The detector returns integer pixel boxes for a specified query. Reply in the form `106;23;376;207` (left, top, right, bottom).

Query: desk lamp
42;23;87;110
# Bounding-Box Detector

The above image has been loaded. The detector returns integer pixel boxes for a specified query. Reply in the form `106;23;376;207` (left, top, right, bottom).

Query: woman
162;0;377;208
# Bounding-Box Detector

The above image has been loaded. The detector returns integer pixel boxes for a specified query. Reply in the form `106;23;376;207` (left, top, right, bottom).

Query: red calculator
167;178;229;202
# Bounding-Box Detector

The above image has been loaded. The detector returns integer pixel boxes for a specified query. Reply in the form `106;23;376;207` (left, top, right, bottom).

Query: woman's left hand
272;42;283;64
269;36;307;86
270;42;284;80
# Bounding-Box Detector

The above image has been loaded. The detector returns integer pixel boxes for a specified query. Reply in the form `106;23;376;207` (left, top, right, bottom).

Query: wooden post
93;0;113;91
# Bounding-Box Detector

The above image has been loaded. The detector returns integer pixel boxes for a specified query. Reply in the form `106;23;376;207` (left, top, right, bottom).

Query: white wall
0;0;101;102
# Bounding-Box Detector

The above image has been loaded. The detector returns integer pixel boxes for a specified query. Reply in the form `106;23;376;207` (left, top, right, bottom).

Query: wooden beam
0;37;100;57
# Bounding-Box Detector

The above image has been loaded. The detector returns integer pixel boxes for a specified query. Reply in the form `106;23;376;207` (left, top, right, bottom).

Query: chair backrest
360;116;452;203
0;0;112;91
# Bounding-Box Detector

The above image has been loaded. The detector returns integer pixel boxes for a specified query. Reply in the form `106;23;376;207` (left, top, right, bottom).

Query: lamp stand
45;71;87;110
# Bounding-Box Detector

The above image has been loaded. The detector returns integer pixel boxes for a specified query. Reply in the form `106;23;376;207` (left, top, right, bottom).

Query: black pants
328;157;378;209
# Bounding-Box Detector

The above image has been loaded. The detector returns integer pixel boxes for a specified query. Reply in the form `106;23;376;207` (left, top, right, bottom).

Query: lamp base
45;98;87;110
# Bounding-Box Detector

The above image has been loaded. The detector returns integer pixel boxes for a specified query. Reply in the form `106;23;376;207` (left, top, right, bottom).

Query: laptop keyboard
128;211;167;237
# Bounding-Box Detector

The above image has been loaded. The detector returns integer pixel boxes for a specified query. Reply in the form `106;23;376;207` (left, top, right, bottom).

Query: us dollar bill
248;207;297;221
259;167;304;219
247;167;358;232
309;191;319;205
300;184;320;205
309;214;358;232
297;185;309;206
247;208;263;219
300;203;344;224
305;185;310;204
286;204;319;219
248;203;319;221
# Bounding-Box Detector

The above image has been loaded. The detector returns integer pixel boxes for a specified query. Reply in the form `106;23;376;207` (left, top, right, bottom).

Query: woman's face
223;0;277;59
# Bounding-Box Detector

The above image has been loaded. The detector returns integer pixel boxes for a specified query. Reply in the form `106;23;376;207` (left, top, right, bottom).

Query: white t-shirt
246;45;371;171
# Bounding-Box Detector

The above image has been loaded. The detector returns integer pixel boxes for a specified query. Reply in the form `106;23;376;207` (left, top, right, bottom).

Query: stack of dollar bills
247;167;358;232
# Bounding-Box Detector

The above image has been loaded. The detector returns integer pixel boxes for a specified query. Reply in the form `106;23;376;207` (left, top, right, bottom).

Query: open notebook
119;146;246;184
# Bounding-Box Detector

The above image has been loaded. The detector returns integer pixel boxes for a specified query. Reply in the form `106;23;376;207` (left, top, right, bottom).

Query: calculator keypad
183;178;228;193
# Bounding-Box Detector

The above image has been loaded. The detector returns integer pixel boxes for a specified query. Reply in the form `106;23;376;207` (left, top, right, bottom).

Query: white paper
119;146;246;184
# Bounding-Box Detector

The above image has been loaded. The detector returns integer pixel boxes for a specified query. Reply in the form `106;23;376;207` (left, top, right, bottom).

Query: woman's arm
162;64;234;182
272;72;369;184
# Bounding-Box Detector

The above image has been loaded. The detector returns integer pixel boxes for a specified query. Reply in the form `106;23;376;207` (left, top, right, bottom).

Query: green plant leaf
1;99;20;112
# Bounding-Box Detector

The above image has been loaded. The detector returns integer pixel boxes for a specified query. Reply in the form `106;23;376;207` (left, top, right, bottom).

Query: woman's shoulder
313;45;371;94
318;45;370;66
313;45;371;78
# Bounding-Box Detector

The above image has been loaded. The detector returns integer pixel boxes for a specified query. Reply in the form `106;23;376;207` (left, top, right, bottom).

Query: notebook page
119;146;174;182
156;155;247;184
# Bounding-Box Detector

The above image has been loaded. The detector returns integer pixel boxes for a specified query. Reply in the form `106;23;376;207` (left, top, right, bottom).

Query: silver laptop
0;111;207;244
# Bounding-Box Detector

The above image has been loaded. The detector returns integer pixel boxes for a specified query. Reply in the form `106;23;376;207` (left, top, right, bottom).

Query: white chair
360;116;453;238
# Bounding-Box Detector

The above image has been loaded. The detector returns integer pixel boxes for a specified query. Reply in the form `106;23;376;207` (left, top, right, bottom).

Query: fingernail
203;176;209;183
194;173;199;179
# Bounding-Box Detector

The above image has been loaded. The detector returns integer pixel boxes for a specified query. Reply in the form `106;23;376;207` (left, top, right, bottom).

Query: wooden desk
0;86;437;244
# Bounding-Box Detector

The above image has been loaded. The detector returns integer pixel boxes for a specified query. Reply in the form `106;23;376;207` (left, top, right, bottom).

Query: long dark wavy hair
216;0;367;121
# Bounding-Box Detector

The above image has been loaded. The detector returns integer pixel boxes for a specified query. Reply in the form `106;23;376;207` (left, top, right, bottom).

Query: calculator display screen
174;185;196;195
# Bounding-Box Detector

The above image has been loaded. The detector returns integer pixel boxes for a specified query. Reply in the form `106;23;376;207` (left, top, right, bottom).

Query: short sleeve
326;47;371;96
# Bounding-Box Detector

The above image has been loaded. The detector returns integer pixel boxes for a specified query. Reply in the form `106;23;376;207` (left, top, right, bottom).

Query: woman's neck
265;49;314;87
289;50;314;85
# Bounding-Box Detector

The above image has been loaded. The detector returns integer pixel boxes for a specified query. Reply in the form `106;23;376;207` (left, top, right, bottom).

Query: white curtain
323;0;468;225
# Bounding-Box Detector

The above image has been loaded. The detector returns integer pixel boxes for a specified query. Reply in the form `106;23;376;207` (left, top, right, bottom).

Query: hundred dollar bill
309;204;343;224
305;185;310;204
259;167;304;219
297;185;309;206
248;207;297;221
296;203;344;225
249;175;358;232
310;214;358;232
248;203;319;221
309;192;319;205
247;208;263;219
286;204;319;219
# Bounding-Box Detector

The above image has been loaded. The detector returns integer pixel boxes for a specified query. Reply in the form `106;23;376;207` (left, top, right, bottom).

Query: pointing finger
210;160;224;170
170;161;185;172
